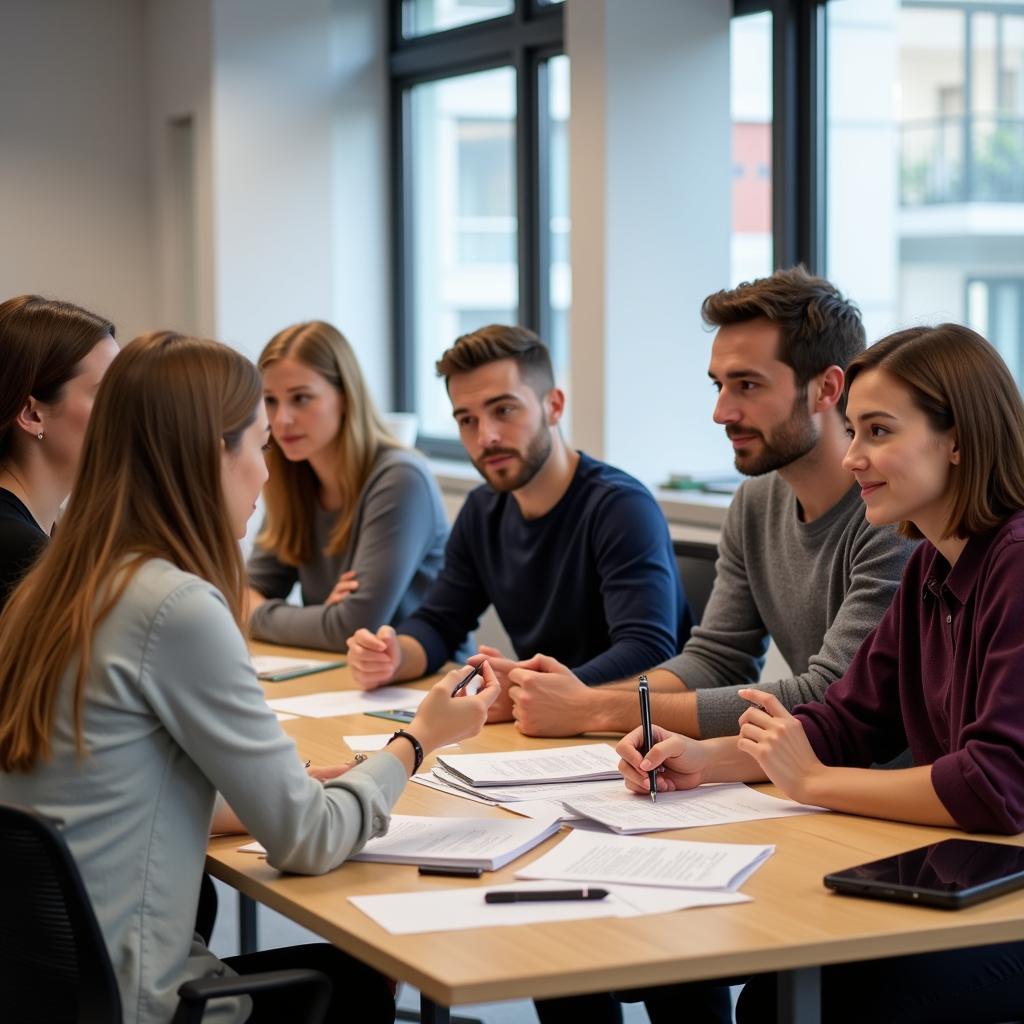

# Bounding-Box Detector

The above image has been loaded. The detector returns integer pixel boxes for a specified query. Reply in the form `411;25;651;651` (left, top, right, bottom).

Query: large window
391;1;566;450
826;0;1024;371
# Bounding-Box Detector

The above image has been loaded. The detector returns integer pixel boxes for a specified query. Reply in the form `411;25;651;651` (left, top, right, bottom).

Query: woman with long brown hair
0;331;498;1024
247;320;449;651
0;294;118;609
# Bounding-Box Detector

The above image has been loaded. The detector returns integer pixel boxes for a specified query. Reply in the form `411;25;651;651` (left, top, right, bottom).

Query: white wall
0;0;155;340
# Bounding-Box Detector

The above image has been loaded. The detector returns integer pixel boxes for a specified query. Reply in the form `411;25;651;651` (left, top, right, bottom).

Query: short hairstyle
845;323;1024;541
0;294;115;459
435;324;555;396
702;266;865;410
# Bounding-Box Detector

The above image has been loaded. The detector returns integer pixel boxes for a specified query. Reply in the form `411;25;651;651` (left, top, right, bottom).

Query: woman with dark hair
247;320;449;651
0;294;117;608
0;331;498;1024
618;323;1024;1022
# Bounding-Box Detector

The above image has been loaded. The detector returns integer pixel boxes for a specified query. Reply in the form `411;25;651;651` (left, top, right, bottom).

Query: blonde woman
0;331;498;1024
247;320;450;651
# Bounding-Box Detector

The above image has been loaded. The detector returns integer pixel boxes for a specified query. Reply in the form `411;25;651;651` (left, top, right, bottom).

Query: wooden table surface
206;644;1024;1009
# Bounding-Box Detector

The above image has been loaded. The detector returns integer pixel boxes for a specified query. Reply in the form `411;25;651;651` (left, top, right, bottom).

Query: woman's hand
736;688;826;803
408;661;501;753
615;724;713;794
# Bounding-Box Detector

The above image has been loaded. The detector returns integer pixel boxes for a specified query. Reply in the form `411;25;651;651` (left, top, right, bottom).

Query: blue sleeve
398;502;489;673
573;489;684;685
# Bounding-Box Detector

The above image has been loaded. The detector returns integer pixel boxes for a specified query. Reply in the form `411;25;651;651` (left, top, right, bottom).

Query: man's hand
346;625;401;690
325;569;359;607
615;724;712;795
468;645;517;723
506;654;594;737
736;688;826;804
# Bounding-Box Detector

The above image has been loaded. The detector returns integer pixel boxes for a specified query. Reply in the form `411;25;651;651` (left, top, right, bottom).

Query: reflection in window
730;12;773;286
410;67;518;440
828;1;1024;380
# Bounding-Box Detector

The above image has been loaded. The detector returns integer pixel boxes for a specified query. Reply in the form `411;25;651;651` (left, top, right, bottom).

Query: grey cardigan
0;558;406;1024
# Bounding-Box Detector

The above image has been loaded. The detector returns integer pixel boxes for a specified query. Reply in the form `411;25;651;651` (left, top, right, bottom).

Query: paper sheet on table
274;712;298;722
562;783;827;834
251;655;344;679
344;734;457;752
411;772;496;805
500;799;584;822
266;687;426;719
516;828;773;891
350;814;561;870
430;765;623;804
435;743;620;786
349;879;749;934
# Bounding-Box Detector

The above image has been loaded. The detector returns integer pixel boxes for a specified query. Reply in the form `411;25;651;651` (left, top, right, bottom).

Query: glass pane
402;0;513;39
409;67;517;440
546;53;571;381
826;0;1024;375
730;11;773;286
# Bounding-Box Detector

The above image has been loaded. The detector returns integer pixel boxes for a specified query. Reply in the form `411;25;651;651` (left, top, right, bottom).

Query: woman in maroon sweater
618;323;1024;1022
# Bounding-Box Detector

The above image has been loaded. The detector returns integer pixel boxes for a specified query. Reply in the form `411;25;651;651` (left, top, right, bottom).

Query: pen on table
638;673;658;804
485;888;608;904
451;661;485;697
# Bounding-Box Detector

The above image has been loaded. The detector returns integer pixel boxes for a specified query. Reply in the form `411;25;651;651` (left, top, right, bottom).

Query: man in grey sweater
508;267;917;749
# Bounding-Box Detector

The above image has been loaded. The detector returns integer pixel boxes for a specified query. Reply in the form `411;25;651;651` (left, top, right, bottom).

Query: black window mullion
516;46;539;333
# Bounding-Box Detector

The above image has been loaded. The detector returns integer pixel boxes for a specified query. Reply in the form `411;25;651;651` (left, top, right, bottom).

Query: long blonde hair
0;332;263;772
257;321;397;566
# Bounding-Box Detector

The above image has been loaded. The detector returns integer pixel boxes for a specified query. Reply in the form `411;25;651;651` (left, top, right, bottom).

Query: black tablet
824;839;1024;909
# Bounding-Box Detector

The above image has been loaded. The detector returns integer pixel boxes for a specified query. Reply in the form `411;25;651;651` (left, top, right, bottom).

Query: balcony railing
900;115;1024;206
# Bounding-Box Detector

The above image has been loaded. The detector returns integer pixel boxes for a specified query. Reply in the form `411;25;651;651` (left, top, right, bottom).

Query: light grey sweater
0;559;406;1024
248;446;448;651
660;474;917;738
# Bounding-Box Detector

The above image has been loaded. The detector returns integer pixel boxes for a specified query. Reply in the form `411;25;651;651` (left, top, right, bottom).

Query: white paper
345;734;456;752
410;772;496;805
251;655;342;677
274;712;298;722
266;687;426;719
516;828;773;891
430;765;623;804
350;814;561;870
562;783;827;834
499;800;584;822
436;743;620;787
349;879;749;935
239;840;266;854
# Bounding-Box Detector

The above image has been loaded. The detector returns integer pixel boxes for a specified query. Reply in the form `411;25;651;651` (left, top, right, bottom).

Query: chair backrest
673;539;718;627
0;802;122;1024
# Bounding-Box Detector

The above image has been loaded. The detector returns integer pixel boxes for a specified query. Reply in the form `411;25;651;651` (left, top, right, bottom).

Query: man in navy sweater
346;325;687;722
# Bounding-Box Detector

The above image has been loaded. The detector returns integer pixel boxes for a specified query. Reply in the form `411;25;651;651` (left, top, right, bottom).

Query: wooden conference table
206;645;1024;1024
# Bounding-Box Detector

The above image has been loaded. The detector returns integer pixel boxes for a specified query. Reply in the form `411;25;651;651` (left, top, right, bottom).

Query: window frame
389;0;564;457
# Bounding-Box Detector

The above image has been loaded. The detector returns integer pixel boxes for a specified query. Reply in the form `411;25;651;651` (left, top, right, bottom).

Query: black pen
485;888;608;903
451;661;485;697
743;698;767;713
638;674;657;804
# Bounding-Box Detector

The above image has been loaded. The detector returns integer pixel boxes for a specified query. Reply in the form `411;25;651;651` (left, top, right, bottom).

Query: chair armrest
172;967;332;1024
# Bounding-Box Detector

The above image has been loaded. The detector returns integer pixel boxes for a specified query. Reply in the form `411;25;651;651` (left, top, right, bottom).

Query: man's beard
473;422;553;492
729;390;818;477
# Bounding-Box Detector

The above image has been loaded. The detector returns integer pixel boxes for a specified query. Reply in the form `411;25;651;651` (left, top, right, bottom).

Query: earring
37;432;44;440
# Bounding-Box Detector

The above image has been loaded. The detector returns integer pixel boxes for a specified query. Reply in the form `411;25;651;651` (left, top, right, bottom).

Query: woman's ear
15;397;45;440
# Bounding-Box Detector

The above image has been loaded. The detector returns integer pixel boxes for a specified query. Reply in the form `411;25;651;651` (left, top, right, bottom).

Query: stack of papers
516;829;774;892
251;655;345;681
560;783;826;834
350;814;561;871
435;743;621;786
350;879;748;935
265;686;426;719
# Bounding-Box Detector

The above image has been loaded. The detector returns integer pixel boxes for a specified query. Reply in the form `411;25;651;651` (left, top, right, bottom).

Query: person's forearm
602;668;687;693
801;765;956;827
393;635;428;681
586;686;701;736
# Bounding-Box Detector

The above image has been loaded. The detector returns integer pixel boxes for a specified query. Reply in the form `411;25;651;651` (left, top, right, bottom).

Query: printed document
350;814;561;870
431;764;623;803
251;655;344;680
562;783;826;834
436;743;620;787
516;828;773;891
266;686;426;719
350;879;749;935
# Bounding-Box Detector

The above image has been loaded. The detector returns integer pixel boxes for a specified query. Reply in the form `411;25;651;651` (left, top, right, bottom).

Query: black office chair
0;802;332;1024
672;538;719;627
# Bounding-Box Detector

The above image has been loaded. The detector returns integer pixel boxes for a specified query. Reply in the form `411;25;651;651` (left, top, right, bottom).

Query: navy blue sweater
400;453;689;684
